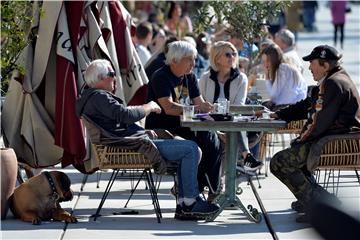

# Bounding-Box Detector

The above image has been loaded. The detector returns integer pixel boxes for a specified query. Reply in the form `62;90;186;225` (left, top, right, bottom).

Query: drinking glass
182;105;194;121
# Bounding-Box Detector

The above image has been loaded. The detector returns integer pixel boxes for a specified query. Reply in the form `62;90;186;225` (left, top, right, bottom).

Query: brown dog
9;171;77;225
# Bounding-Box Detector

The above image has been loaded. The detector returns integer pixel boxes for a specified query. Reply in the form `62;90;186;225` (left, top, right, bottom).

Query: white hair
165;41;197;65
84;59;113;87
275;29;295;47
182;36;197;48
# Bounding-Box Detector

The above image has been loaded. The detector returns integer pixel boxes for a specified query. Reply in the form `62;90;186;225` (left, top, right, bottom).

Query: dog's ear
51;171;71;192
60;172;71;192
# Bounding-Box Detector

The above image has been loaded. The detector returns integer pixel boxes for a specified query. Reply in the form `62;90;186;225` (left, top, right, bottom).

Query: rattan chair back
82;116;152;170
316;135;360;170
277;120;306;134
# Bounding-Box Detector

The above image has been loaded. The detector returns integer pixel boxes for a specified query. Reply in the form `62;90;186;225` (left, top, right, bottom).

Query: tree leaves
1;1;34;94
194;0;291;43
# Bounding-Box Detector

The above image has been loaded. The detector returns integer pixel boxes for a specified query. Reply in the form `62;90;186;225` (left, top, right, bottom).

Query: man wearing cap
262;45;360;222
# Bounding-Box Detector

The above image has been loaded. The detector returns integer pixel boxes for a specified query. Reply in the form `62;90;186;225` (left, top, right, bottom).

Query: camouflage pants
270;142;321;204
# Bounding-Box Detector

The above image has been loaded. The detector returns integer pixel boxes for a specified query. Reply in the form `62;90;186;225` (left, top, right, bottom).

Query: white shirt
265;63;307;105
136;44;152;66
283;46;304;74
199;70;248;105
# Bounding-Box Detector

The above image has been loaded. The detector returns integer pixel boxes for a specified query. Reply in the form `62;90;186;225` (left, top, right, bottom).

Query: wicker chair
311;132;360;195
82;117;163;223
259;120;306;176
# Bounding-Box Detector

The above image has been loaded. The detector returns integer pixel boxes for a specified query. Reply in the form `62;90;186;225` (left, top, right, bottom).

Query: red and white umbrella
2;0;148;173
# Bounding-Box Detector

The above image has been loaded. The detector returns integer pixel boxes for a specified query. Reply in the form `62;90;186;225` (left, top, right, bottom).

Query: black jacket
276;66;360;143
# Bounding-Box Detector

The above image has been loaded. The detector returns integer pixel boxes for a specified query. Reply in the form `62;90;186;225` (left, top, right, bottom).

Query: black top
145;65;200;132
145;52;166;80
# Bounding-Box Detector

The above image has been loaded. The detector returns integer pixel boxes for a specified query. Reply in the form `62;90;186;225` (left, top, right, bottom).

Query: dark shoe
175;197;220;220
174;204;205;220
207;192;220;203
236;165;255;176
243;153;263;171
296;213;310;223
291;201;305;213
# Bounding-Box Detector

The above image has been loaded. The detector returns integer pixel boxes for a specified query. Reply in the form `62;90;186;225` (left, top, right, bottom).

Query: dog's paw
32;217;42;225
65;215;78;223
52;209;77;223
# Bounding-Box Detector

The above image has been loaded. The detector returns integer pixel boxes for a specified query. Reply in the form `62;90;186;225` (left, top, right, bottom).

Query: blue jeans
153;139;200;199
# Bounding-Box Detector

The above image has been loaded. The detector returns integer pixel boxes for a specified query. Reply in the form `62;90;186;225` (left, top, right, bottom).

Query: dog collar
43;171;58;198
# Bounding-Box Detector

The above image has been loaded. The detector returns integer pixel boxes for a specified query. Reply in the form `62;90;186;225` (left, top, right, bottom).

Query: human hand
143;101;161;115
145;130;158;139
198;101;214;113
255;109;278;119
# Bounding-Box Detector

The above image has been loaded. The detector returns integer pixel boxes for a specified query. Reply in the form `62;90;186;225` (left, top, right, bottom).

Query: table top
181;118;287;132
229;105;264;115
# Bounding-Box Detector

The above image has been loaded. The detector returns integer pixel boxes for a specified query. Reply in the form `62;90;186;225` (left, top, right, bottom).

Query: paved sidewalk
2;162;359;240
1;2;359;240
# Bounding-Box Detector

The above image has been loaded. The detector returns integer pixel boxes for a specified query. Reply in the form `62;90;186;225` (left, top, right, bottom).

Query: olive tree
194;0;291;43
1;1;36;95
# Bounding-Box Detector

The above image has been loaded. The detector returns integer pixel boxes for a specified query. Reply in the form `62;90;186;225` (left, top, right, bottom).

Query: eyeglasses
107;71;116;78
224;52;236;58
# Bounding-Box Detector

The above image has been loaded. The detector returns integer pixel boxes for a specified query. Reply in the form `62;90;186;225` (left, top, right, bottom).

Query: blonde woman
261;44;307;110
199;41;263;171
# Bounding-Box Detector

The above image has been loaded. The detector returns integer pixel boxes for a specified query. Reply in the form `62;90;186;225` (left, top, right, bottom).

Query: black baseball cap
303;45;342;61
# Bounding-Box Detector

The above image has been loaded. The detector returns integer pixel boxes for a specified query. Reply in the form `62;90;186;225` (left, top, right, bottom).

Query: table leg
205;132;261;223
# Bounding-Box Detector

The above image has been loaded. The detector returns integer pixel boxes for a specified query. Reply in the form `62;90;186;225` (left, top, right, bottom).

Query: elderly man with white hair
145;41;223;202
76;59;220;220
275;29;304;73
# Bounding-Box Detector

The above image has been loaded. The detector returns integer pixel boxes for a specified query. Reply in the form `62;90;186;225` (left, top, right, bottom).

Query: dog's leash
43;171;59;201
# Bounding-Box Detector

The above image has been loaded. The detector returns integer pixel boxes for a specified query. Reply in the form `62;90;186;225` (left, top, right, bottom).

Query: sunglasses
224;52;236;58
107;71;116;78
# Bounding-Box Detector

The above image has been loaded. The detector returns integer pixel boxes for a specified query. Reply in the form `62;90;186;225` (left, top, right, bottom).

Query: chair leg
80;174;89;192
323;169;328;188
96;171;102;188
255;172;261;188
155;175;163;193
93;169;120;221
355;169;360;185
265;134;273;177
149;170;162;219
145;170;162;223
124;170;146;208
335;170;341;196
17;167;25;184
315;169;320;183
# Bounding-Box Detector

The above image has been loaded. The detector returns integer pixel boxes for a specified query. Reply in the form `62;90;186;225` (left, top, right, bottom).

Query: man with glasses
145;41;223;202
76;59;220;220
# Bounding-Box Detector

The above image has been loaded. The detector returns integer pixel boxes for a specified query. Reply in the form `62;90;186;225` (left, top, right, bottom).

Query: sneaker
174;204;205;220
175;197;220;220
243;153;263;171
236;165;256;176
291;200;305;213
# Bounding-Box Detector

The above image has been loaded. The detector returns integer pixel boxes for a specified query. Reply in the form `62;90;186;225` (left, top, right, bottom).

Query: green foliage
194;0;291;43
1;1;34;95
